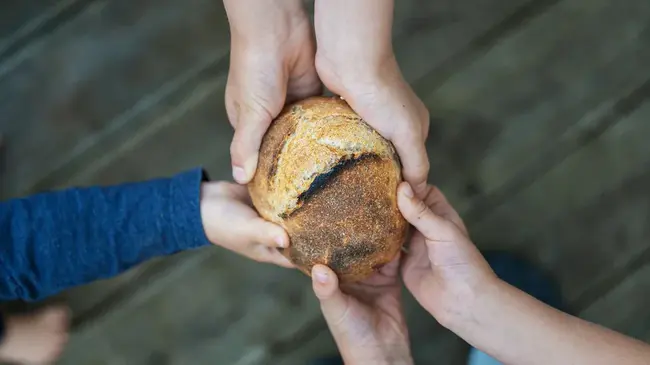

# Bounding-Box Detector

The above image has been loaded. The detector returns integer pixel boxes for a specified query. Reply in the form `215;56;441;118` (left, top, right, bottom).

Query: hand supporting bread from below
311;260;413;365
248;96;408;282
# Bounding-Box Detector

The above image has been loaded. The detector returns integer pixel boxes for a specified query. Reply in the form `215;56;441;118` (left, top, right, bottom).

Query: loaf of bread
248;96;408;282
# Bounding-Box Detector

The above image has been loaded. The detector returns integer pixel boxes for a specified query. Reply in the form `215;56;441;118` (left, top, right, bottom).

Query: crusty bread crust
249;96;408;282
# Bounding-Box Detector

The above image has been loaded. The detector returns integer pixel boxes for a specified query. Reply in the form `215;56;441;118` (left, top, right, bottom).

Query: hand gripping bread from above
248;96;409;282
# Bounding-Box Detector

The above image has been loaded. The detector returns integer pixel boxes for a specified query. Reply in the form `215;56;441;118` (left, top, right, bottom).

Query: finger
400;232;432;295
422;185;469;236
379;253;401;277
392;129;430;199
397;182;461;244
215;182;253;205
311;265;350;326
230;109;272;184
244;217;290;249
259;247;295;268
401;231;429;271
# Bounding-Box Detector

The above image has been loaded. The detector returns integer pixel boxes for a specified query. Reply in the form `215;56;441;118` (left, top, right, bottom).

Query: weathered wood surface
57;249;319;364
423;0;650;216
392;0;534;83
0;0;230;199
581;261;650;342
471;101;650;306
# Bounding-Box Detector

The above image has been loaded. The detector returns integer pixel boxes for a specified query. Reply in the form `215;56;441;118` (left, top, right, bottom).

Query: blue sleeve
0;168;211;301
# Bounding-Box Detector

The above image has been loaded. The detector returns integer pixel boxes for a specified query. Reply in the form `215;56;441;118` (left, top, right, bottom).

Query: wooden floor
1;0;650;364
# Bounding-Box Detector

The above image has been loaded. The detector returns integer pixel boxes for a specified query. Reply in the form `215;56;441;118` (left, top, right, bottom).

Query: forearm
0;169;210;301
314;0;395;74
450;279;650;365
223;0;307;45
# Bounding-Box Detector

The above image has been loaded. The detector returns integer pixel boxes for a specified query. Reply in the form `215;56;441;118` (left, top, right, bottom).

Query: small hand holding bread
248;96;408;282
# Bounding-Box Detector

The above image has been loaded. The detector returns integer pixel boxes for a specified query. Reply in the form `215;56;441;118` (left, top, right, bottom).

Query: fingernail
402;183;414;198
313;267;329;284
274;236;287;248
232;166;247;183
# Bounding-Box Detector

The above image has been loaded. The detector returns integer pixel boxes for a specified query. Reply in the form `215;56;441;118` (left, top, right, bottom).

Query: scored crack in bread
249;96;409;282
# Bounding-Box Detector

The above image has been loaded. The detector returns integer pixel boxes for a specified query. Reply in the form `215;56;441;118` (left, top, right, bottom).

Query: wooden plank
0;0;61;42
472;100;650;243
523;163;650;308
0;0;230;199
421;0;650;215
0;0;95;63
57;249;319;364
392;0;541;84
580;260;650;343
468;101;650;305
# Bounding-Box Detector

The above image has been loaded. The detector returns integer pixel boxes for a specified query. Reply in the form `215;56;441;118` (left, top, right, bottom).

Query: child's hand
310;259;413;365
200;181;293;268
397;183;497;326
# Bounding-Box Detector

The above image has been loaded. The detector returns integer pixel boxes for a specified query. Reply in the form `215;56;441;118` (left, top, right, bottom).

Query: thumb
230;108;274;184
311;265;350;326
397;182;460;242
242;216;289;249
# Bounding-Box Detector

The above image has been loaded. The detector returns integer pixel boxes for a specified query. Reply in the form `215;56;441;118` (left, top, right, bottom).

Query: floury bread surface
248;96;408;282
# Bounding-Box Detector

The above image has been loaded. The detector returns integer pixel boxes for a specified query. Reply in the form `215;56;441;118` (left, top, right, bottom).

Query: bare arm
314;0;394;74
222;0;306;43
448;279;650;365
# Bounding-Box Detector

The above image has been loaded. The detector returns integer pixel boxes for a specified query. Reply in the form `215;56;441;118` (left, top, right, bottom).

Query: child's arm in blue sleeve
0;168;211;301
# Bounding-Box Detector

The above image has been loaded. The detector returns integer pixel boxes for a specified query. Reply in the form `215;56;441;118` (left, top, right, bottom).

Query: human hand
200;181;292;268
397;183;497;326
310;259;413;365
224;0;321;184
314;0;430;198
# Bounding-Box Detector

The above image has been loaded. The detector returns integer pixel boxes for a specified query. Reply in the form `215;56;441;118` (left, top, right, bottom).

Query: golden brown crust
249;96;408;282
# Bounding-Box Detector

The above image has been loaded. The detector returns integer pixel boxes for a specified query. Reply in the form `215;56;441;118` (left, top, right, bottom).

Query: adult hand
311;259;413;365
314;0;430;198
224;0;321;184
396;182;497;326
200;181;292;268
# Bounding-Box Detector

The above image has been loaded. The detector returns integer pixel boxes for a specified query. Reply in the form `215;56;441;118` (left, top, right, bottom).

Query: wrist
342;347;413;365
224;0;308;47
315;51;402;100
434;276;504;333
314;0;396;85
199;181;226;246
336;334;412;365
